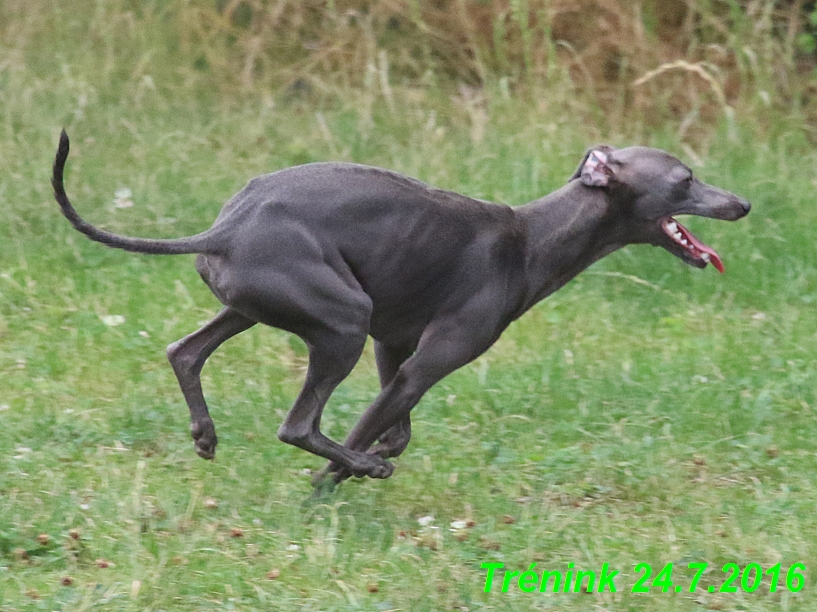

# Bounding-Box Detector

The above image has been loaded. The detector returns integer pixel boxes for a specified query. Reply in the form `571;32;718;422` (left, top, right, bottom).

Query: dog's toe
367;458;394;479
190;419;217;460
195;444;215;460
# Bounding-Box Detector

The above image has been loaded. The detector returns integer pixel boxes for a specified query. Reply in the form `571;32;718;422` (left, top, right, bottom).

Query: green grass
2;3;817;611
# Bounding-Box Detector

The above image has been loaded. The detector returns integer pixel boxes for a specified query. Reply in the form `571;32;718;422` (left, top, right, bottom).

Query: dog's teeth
667;222;678;233
701;253;711;262
680;238;688;246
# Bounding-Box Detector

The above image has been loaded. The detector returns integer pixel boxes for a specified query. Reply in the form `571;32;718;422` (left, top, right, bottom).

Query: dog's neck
516;181;624;312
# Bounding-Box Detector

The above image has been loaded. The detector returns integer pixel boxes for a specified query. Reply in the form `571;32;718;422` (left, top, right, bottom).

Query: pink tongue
675;220;724;273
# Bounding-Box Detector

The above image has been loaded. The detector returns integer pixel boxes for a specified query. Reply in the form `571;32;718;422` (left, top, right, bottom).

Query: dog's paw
190;418;217;460
367;460;394;479
352;455;394;480
315;456;394;484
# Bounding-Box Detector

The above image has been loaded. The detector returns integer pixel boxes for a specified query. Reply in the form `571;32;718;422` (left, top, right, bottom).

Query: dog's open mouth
661;218;724;273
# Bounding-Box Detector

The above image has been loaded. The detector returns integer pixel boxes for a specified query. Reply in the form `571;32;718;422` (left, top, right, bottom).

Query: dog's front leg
277;329;399;479
323;310;504;484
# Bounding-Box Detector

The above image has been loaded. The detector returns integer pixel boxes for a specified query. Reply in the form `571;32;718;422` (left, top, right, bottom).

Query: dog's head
570;145;750;272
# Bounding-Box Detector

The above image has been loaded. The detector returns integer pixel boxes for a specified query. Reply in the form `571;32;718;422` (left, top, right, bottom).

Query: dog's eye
670;166;693;185
677;171;693;186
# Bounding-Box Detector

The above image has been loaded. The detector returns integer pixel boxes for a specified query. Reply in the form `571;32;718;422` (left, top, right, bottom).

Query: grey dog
52;131;749;484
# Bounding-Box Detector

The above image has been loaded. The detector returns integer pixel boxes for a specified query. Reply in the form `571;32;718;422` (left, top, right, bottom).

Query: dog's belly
367;307;429;347
362;273;462;347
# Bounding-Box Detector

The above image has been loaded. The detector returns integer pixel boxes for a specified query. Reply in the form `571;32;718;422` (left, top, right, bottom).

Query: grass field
2;2;817;611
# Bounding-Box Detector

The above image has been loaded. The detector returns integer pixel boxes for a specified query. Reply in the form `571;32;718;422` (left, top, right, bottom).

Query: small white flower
100;315;126;327
417;515;435;527
450;519;468;530
113;187;134;209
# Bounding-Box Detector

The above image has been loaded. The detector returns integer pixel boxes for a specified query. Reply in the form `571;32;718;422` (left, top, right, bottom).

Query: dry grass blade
632;60;731;114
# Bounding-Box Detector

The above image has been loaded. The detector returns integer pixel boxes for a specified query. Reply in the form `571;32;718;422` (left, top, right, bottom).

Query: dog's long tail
52;130;225;255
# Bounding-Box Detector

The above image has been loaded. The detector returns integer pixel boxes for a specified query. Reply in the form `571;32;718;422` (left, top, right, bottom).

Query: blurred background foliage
2;0;816;143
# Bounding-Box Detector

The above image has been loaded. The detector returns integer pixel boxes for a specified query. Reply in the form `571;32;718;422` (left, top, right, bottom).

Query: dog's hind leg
166;307;256;460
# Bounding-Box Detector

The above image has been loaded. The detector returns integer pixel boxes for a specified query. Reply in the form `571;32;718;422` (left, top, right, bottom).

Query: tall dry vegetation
1;0;814;141
177;1;816;129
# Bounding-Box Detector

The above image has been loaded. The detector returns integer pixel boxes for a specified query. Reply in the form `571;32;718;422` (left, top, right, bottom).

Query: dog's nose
739;198;751;214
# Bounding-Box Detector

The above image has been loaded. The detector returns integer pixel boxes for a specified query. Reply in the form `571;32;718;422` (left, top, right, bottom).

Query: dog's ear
570;145;617;187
